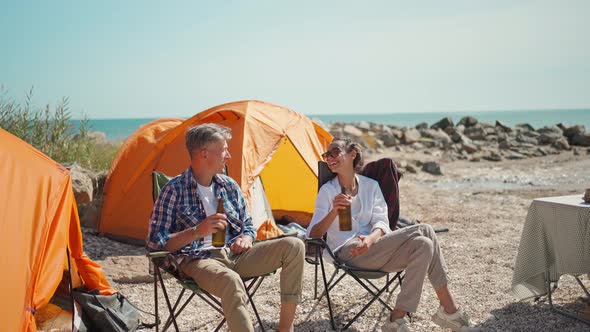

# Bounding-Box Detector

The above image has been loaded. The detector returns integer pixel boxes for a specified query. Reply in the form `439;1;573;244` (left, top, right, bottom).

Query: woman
306;138;476;332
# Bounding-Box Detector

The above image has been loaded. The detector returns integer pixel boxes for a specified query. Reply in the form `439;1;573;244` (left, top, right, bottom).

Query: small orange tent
0;128;115;332
98;100;332;243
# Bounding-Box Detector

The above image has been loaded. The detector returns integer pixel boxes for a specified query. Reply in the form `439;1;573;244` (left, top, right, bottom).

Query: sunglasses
321;147;343;160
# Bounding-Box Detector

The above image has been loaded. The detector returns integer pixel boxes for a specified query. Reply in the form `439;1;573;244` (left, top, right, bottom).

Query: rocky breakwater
319;116;590;176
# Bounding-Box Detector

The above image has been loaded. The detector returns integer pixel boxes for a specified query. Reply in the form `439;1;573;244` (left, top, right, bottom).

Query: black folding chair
305;160;405;330
148;171;268;332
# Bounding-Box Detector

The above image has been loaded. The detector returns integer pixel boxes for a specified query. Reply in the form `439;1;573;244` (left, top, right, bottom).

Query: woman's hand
349;235;374;257
333;193;351;212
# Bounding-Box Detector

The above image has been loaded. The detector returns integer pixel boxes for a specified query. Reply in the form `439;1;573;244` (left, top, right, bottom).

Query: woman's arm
308;187;350;238
308;208;339;238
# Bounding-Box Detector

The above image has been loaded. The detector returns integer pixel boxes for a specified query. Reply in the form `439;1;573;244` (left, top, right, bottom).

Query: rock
343;124;364;137
361;133;380;149
405;164;418;173
515;123;535;131
356;121;371;133
415;122;428;130
505;151;526;160
516;134;538;145
552;137;571;150
495;121;512;133
451;131;472;144
402;128;421;144
483;151;502;162
379;130;399;147
94;170;108;196
421;128;452;145
536;147;548;156
78;201;100;229
67;163;94;204
563;125;585;139
464;125;487;141
462;143;478;154
431;117;454;130
571;133;590;146
537;126;563;145
422;161;442;175
458;116;478;127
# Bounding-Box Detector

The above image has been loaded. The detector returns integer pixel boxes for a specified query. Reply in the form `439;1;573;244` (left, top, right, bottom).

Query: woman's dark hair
332;137;364;172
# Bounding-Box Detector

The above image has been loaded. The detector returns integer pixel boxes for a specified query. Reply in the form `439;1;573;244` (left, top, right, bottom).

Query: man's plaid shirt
146;167;257;259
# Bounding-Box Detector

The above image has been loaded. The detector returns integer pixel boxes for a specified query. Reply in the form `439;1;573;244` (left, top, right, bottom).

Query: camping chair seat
149;171;271;332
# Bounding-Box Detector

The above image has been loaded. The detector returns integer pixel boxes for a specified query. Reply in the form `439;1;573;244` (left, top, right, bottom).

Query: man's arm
148;180;229;253
147;183;179;252
227;177;255;253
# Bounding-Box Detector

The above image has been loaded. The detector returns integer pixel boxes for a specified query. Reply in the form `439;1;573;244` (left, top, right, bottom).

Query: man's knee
281;237;305;259
217;269;246;297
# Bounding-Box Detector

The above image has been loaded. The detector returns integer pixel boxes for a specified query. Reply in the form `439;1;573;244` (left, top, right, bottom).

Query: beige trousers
180;236;305;332
336;224;449;313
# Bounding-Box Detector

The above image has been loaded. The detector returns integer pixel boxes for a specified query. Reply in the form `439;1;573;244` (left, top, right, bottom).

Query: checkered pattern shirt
146;167;257;259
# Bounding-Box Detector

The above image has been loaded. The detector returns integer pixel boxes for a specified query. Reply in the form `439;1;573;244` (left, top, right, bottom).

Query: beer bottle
338;186;352;231
212;197;226;247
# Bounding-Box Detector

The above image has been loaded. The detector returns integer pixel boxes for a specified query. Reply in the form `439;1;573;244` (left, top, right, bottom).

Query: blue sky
1;0;589;119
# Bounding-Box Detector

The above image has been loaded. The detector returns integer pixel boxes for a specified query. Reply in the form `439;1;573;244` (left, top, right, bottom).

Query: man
147;123;304;332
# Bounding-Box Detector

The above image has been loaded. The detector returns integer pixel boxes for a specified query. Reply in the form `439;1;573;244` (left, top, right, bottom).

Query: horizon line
73;107;590;120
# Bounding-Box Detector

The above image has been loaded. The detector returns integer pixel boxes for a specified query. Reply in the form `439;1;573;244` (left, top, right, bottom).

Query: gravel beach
84;150;590;331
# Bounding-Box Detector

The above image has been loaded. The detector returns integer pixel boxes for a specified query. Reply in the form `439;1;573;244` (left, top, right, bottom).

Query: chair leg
244;278;265;331
154;266;159;332
155;267;180;332
342;272;401;330
314;260;318;299
318;269;345;301
318;254;336;330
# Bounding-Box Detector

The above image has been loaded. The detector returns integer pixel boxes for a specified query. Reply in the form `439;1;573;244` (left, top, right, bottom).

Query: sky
1;0;589;119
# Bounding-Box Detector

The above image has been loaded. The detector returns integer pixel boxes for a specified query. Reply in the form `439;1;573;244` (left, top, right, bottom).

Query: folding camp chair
305;160;405;330
148;171;268;332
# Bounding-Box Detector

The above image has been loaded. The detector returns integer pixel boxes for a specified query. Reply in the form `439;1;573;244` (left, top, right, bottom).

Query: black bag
72;290;141;332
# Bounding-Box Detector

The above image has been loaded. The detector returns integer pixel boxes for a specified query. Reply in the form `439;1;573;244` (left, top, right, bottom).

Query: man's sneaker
381;317;411;332
431;306;477;331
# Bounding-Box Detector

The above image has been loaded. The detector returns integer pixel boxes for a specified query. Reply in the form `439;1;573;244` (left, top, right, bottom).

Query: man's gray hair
185;123;232;157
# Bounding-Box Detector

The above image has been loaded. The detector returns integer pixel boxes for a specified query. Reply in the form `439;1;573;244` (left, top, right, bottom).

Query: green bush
0;87;120;171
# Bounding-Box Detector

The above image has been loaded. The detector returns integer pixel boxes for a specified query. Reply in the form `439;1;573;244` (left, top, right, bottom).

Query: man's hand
230;235;253;254
349;235;373;257
197;213;227;238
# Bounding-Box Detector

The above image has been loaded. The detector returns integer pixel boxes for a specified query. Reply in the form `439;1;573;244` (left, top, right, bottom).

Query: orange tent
98;100;332;243
0;128;115;332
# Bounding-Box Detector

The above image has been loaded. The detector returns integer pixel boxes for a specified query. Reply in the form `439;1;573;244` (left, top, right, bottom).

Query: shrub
0;87;119;171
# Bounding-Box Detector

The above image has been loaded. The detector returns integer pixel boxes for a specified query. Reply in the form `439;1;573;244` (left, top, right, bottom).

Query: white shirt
197;182;217;250
306;174;391;252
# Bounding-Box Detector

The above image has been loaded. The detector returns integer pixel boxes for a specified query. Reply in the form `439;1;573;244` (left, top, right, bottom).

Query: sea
79;109;590;142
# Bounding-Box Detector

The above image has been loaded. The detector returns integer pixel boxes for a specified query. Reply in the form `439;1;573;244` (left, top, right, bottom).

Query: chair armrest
305;237;341;263
305;237;327;247
147;251;171;258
